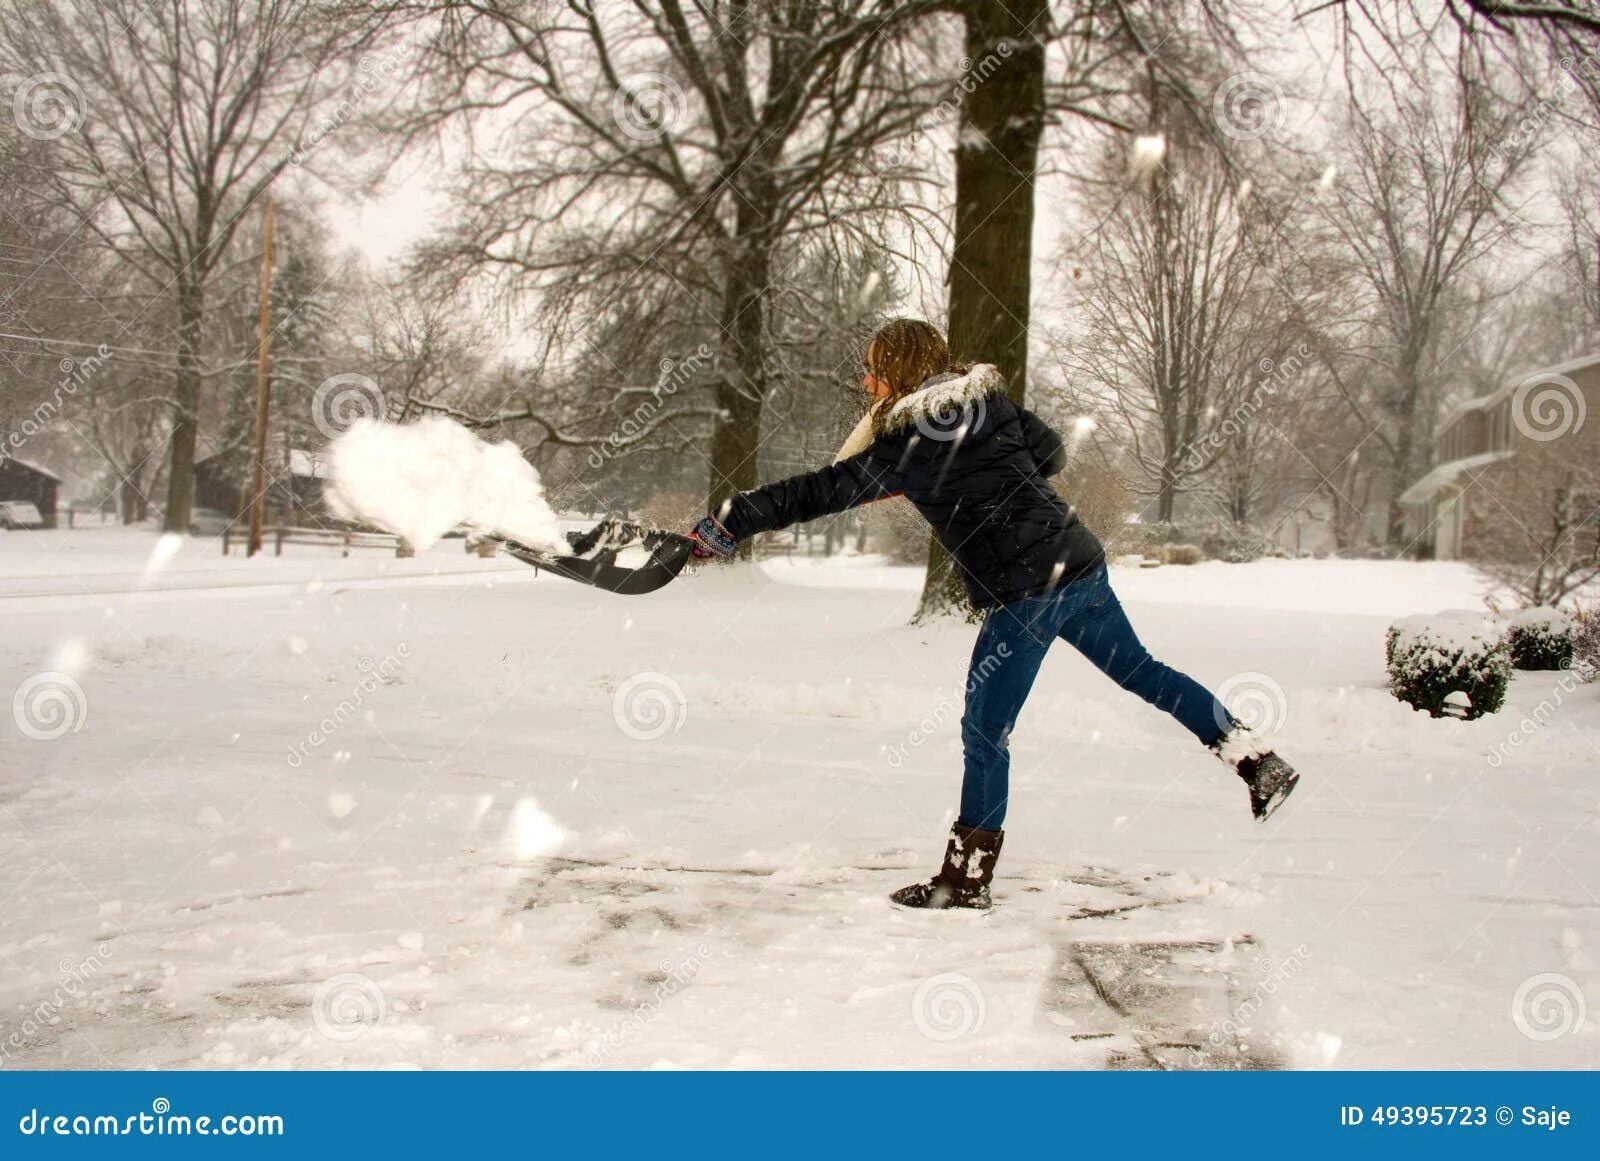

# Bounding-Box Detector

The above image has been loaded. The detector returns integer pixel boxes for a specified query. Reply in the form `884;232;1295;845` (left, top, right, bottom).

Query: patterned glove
689;514;737;559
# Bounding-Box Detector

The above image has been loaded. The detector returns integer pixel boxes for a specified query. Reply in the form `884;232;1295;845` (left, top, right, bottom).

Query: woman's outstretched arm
717;451;904;539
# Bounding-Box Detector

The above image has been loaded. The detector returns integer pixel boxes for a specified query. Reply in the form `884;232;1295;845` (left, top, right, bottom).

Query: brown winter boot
890;822;1004;910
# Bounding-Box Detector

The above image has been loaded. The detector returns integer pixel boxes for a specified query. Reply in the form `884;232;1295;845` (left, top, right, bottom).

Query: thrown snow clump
325;415;564;552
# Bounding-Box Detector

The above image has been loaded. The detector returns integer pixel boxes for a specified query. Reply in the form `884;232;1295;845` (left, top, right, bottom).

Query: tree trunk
119;478;143;524
704;64;778;556
1157;459;1179;523
914;0;1048;622
1386;339;1425;546
162;282;205;533
706;231;771;556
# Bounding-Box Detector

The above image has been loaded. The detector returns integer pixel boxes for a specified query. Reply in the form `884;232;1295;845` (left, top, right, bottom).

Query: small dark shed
0;456;61;527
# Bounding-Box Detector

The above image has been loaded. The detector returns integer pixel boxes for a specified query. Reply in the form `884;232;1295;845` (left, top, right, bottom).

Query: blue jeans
958;564;1232;830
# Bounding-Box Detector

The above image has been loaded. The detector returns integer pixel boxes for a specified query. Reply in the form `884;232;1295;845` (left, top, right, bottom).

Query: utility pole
246;198;276;557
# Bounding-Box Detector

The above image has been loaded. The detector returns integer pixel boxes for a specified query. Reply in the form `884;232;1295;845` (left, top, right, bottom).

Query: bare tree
400;0;946;540
913;0;1260;617
0;134;104;401
0;0;382;531
1062;138;1288;525
1303;0;1600;125
1317;76;1542;545
1550;164;1600;349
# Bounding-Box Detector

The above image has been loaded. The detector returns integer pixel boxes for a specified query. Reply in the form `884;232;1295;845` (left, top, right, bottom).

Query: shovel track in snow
509;854;1283;1069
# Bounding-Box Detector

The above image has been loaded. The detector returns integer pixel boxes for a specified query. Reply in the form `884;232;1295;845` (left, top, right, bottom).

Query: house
0;456;61;528
193;444;330;522
1399;353;1600;560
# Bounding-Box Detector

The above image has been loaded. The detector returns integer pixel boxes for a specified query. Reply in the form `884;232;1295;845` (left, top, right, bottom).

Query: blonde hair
865;319;967;432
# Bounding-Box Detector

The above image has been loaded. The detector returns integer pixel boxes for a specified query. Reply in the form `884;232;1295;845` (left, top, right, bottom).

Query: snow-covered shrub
1385;613;1510;720
1120;520;1181;556
1123;519;1272;563
1161;543;1204;565
1574;607;1599;683
863;498;930;564
1196;522;1275;563
637;490;702;531
1058;459;1134;543
1503;607;1575;671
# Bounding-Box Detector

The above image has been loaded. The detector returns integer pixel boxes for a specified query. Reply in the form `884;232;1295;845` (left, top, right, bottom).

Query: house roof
1396;449;1512;506
0;455;62;482
1442;351;1600;426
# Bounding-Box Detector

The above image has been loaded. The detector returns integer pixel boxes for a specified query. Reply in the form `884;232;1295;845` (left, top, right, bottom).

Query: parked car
0;500;45;529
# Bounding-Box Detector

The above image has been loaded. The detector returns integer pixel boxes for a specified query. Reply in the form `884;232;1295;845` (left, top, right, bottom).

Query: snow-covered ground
1;528;1595;1069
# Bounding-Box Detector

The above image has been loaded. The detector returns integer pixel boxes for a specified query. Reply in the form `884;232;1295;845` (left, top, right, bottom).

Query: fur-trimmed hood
833;364;1007;462
725;361;1103;610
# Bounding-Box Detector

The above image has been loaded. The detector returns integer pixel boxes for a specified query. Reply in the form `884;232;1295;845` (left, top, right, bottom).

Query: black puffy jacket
719;365;1105;609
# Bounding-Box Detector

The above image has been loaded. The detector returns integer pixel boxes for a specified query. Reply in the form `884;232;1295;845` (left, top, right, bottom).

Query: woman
689;319;1298;910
